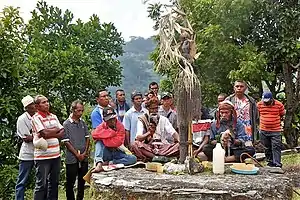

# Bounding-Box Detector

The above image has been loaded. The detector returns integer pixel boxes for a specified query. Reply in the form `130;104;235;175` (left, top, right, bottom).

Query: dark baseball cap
102;107;117;121
131;91;143;100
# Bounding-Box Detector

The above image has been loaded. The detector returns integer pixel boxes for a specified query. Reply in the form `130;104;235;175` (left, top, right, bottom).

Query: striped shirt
257;100;285;132
32;112;63;160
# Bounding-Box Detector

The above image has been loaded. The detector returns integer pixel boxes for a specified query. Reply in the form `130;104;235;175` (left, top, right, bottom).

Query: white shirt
123;106;148;143
136;115;176;144
17;112;34;161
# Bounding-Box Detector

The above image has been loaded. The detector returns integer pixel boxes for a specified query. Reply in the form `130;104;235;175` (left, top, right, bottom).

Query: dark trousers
34;157;61;200
260;131;282;167
15;160;34;200
66;162;88;200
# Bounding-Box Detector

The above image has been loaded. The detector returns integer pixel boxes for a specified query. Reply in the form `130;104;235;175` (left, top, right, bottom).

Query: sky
0;0;169;41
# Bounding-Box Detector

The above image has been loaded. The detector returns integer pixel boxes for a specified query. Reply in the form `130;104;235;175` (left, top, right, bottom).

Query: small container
213;143;225;174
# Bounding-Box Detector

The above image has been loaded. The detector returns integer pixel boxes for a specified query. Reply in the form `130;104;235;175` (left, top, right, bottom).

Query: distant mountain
110;37;161;100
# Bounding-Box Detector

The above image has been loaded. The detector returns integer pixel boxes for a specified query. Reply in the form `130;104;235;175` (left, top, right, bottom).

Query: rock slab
91;168;293;200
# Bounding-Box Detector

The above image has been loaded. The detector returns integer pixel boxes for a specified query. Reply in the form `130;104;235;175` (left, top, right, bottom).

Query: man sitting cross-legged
196;100;255;162
92;107;137;173
131;97;180;162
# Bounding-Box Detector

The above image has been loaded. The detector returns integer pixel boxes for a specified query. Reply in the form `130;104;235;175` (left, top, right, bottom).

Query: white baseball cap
21;95;34;108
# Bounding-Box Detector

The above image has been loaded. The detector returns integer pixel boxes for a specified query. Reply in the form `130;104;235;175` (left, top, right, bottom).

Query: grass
25;186;92;200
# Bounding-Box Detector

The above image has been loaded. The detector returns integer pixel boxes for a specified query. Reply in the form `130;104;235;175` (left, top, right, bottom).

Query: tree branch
290;60;300;69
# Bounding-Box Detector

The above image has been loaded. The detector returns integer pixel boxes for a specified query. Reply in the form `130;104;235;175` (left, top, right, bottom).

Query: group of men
15;80;285;200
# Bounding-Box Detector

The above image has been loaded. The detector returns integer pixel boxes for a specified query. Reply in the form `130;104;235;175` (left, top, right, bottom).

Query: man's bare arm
136;131;152;142
125;130;130;146
41;128;64;139
172;132;180;143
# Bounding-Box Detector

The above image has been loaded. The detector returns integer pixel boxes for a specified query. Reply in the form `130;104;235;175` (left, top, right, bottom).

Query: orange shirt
257;100;285;132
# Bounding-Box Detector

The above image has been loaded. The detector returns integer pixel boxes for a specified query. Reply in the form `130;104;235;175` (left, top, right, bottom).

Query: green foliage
25;1;124;120
0;1;125;198
0;7;26;199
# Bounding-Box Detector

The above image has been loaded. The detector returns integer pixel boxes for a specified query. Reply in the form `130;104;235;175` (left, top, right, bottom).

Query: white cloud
0;0;170;41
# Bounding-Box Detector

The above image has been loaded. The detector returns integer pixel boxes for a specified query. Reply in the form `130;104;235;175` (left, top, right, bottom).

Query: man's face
162;97;172;107
133;95;142;107
97;91;109;107
73;104;84;119
234;82;247;95
217;95;225;104
220;109;231;121
116;91;125;102
36;97;49;112
26;103;36;114
148;104;159;114
264;100;272;106
149;84;159;95
106;118;116;128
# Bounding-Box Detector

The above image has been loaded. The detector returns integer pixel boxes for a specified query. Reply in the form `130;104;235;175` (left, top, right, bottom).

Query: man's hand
193;149;201;156
210;140;217;145
83;151;89;158
149;126;156;135
23;135;33;143
221;132;230;147
77;153;86;162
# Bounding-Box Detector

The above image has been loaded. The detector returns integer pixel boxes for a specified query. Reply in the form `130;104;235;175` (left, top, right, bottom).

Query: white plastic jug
213;143;225;174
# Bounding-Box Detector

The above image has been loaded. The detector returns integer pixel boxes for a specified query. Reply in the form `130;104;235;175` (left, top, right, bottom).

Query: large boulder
90;168;293;200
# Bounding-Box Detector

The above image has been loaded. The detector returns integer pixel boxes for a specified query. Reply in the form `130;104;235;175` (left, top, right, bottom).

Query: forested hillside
114;37;161;96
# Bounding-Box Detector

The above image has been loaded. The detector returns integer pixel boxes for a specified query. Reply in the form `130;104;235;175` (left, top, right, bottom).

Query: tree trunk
282;63;299;147
178;123;188;163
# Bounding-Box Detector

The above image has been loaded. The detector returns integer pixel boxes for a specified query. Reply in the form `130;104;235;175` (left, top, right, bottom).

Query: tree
247;0;300;147
147;0;300;146
25;1;124;119
0;6;26;199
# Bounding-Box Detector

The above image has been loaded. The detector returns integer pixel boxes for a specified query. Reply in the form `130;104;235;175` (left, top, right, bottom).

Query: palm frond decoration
144;0;202;163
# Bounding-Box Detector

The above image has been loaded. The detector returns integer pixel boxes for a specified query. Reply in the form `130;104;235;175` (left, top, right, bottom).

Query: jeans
15;160;34;200
260;131;282;167
34;157;61;200
94;141;137;165
66;162;88;200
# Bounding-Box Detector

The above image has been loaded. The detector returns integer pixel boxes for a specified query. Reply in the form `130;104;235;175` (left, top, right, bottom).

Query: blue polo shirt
91;105;104;129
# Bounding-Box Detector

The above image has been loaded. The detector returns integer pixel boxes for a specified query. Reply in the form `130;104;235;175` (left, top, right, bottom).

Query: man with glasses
149;82;161;100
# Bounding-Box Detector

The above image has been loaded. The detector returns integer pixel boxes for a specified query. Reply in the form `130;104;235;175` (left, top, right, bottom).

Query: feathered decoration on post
143;0;202;163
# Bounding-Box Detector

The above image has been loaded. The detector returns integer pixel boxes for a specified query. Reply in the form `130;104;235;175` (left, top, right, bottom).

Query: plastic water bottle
213;143;225;174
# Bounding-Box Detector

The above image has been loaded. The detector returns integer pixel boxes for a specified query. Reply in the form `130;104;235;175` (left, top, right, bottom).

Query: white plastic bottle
213;143;225;174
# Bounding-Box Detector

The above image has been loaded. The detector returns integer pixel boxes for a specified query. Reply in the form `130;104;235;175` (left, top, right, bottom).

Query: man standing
158;92;177;130
91;89;110;129
115;89;130;122
62;100;90;200
92;107;137;173
257;92;285;168
15;95;36;200
123;91;148;146
32;95;64;200
226;80;258;143
149;82;161;100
